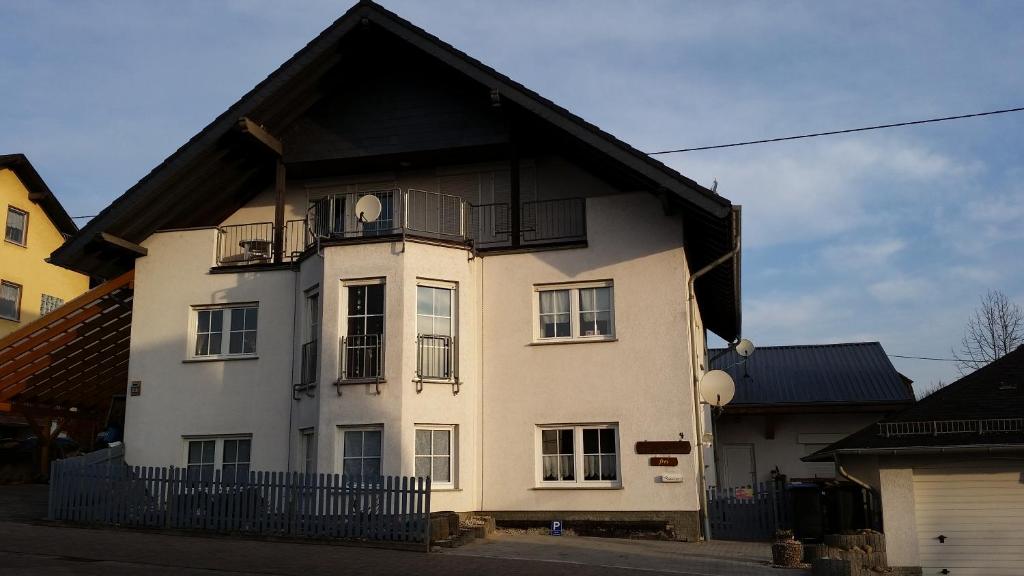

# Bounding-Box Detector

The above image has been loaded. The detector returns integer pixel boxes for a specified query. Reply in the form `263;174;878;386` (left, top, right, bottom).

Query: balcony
216;190;587;267
216;220;307;266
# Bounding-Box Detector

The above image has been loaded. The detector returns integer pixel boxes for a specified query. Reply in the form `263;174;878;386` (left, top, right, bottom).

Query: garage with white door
914;464;1024;576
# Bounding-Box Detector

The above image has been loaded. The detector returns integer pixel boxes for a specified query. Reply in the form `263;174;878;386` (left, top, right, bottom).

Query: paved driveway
0;484;805;575
449;533;799;576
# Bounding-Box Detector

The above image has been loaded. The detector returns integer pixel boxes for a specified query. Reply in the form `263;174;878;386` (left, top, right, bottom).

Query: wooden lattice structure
0;271;133;475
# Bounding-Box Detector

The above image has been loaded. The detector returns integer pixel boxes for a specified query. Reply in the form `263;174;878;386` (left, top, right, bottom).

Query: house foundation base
480;510;701;541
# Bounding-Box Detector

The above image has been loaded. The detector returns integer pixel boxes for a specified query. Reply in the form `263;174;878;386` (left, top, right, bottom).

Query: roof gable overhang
0;154;78;238
49;1;741;340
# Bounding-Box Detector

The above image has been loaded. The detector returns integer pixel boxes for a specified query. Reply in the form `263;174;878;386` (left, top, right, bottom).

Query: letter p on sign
551;520;562;536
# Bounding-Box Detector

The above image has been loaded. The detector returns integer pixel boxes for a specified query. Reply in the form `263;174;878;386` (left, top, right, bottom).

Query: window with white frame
0;281;21;322
341;427;382;481
538;424;619;486
184;436;251;482
415;425;454;487
301;429;315;475
535;282;614;341
5;206;27;246
416;283;455;380
191;304;258;358
342;281;384;379
40;294;64;316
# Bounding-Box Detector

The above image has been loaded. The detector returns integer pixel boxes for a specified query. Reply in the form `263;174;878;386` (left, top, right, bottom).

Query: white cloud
867;276;934;303
820;238;906;270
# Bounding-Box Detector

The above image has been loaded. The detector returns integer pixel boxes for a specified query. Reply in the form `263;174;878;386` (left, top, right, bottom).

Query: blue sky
3;1;1023;393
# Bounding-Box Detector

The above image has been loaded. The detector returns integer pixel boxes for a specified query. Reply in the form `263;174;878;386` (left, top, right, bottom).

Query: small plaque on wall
635;441;691;455
129;381;141;396
649;457;678;466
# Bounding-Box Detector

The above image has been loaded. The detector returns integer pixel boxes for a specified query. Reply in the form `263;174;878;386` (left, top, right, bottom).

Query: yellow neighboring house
0;154;90;337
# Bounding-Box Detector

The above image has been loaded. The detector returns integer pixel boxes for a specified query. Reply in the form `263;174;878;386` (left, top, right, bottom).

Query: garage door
914;465;1024;576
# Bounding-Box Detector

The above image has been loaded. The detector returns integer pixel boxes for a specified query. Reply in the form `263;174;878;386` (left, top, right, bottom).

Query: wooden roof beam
238;117;283;156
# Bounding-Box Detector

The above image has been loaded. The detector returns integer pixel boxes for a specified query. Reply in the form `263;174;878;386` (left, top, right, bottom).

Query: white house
50;1;743;540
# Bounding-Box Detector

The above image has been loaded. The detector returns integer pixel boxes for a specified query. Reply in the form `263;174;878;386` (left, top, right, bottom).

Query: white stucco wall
480;192;700;513
124;228;295;470
714;412;885;484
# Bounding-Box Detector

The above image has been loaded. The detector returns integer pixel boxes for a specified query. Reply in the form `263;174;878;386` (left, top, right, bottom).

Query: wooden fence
706;482;791;541
49;457;431;547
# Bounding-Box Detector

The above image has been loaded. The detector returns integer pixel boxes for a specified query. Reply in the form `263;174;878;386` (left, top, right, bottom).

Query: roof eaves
0;154;78;237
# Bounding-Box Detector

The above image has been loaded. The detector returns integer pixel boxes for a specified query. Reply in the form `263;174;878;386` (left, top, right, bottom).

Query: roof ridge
710;341;881;351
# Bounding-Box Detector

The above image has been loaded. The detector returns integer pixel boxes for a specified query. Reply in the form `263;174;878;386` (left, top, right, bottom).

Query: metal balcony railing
300;340;318;387
468;197;586;248
416;334;453;381
217;222;274;265
878;418;1024;437
340;334;383;381
216;221;308;266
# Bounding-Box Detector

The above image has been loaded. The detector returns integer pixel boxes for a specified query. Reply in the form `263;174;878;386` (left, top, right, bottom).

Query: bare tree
954;289;1024;375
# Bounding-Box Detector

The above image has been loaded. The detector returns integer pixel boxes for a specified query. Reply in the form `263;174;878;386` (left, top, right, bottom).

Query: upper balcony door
416;284;454;381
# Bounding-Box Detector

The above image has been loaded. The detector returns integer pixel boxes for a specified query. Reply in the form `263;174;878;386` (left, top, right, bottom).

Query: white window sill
532;484;623;490
430;487;460;492
183;355;260;363
529;338;617;346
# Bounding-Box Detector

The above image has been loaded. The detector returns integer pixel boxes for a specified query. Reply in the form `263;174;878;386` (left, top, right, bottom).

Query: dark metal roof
805;345;1024;459
47;0;741;340
710;342;915;407
0;154;78;238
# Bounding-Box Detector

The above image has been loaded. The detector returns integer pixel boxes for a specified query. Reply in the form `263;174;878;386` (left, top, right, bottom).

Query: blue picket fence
48;456;431;548
706;482;791;541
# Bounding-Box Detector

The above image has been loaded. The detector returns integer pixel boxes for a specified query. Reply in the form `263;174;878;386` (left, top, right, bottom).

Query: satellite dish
699;370;736;407
735;338;755;358
355;194;383;223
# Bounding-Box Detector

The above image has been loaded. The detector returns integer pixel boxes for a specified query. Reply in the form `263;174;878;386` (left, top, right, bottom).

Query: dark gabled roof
0;154;78;237
805;345;1024;460
710;342;915;408
48;0;741;341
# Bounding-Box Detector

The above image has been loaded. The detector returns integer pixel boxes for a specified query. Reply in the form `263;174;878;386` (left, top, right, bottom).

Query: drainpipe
686;206;740;541
834;453;877;531
834;454;872;491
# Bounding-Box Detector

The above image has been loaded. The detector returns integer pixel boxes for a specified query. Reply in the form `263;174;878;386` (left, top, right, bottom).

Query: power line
888;354;960;362
71;215;98;219
648;106;1024;155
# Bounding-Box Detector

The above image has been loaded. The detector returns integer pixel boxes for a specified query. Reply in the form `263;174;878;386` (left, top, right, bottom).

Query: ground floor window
184;436;251;482
341;427;382;481
415;425;455;488
538;424;619;486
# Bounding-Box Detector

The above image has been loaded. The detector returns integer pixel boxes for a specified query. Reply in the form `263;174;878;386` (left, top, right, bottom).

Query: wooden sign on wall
635;441;691;455
649;457;678;466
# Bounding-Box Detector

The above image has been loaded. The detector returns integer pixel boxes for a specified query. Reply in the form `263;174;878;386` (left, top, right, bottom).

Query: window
40;294;64;316
191;304;258;358
416;284;454;380
184;436;251;482
301;429;316;475
0;281;21;322
416;285;452;336
538;424;619;486
341;428;382;481
301;291;319;385
415;426;454;487
535;282;614;341
342;282;384;379
5;206;27;246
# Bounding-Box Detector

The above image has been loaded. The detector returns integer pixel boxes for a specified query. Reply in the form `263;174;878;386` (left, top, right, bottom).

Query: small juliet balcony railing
415;334;459;394
339;334;383;393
